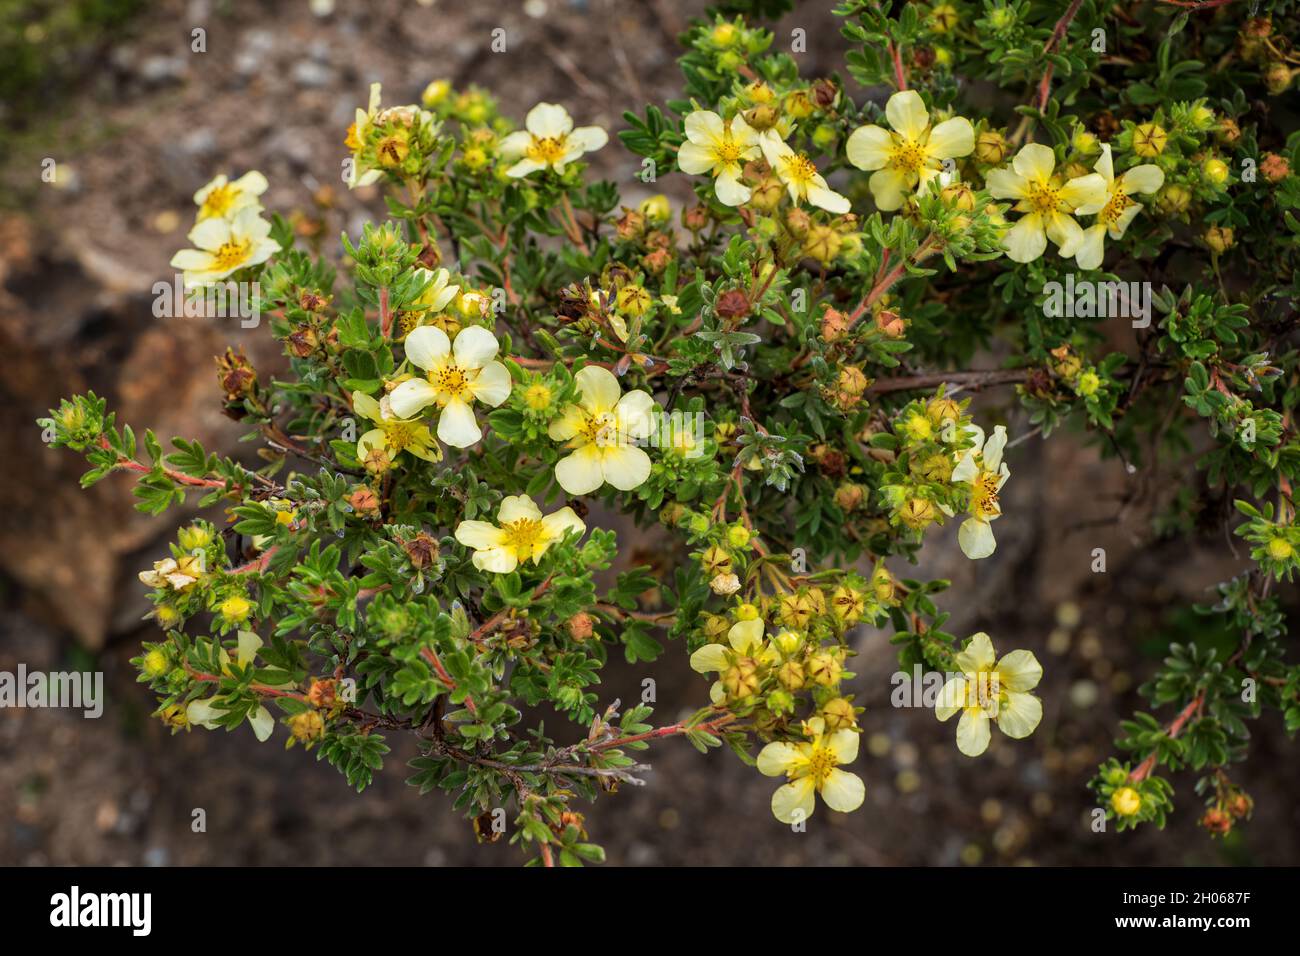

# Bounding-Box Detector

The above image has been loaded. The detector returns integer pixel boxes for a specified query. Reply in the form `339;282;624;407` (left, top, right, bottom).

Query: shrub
41;0;1300;863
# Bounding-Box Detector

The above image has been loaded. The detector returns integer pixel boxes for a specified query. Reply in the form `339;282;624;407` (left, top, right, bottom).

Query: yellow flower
676;110;762;206
217;594;254;625
935;632;1042;756
547;365;656;495
522;380;553;412
1071;144;1164;270
139;554;204;591
193;171;268;221
189;631;275;741
454;495;585;573
986;143;1108;263
389;325;512;448
351;389;441;465
756;716;865;823
759;130;851;213
405;268;460;325
689;618;772;703
169;206;280;287
498;102;607;177
846;90;974;211
1111;786;1142;816
950;424;1010;559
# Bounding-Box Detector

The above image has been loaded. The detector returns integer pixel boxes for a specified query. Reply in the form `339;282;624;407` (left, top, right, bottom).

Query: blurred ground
1;0;1297;866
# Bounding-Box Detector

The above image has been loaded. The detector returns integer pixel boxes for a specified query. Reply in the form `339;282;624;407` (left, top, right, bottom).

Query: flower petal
846;124;894;170
985;167;1028;200
684;110;725;145
473;546;518;574
826;729;859;764
249;705;275;742
808;183;851;214
689;643;730;674
455;520;505;550
497;494;543;524
1002;213;1047;263
714;167;751;206
1060;173;1109;211
956;709;992;756
926;117;974;159
956;632;996;674
1074;224;1107;270
452;324;500;369
389;379;439;419
541;506;585;540
437;397;482;448
935;676;968;721
470;360;512;407
997;691;1043;738
771;776;817;824
404;325;451;371
525;102;573;139
615;389;656;440
600;445;652;491
819;768;865;813
998;650;1043;692
1011;143;1056;182
885;89;929;141
554;444;605;495
573;364;621;413
959;517;996;559
678;140;718;175
869;168;911;211
1119;164;1164;195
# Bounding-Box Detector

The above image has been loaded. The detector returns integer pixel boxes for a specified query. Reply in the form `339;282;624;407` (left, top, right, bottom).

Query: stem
1128;692;1204;783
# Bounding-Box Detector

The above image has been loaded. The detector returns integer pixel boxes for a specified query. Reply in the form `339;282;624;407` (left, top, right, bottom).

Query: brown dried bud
820;307;850;343
1215;117;1241;146
875;309;906;338
216;347;257;401
347;486;381;516
833;482;865;512
307;678;339;709
784;207;812;237
288;326;319;357
616;207;646;241
1261;152;1290;183
566;612;594;642
642;247;673;275
299;289;330;312
716;288;751;321
682;204;711;232
402;532;439;570
1200;808;1233;835
809;443;846;478
418;243;442;269
811;78;838;109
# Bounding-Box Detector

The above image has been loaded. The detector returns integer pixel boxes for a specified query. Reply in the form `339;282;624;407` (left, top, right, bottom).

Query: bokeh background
1;0;1297;866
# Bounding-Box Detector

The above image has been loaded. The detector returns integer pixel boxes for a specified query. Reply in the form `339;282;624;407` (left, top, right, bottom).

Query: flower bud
833;482;865;512
941;182;976;211
1260;152;1290;183
638;194;671;225
974;130;1008;165
820;306;850;343
1132;122;1168;158
710;572;741;595
1111;786;1142;817
1204;225;1234;253
566;612;594;642
821;696;857;730
1201;157;1229;186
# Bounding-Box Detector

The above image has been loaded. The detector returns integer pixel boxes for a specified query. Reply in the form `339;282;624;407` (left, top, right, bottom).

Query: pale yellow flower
676;110;762;206
846;90;974;210
935;632;1042;756
986;143;1108;262
689;618;770;703
1071;144;1165;270
187;632;275;741
758;130;851;213
547;365;656;495
454;495;585;573
351;390;441;465
139;554;204;591
757;716;865;823
193;171;268;221
169;206;280;287
950;424;1010;559
499;103;607;177
389;325;512;448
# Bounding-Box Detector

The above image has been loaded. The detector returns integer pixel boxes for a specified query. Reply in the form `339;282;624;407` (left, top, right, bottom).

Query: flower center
890;139;928;174
378;133;409;167
381;420;418;450
578;411;618;447
529;135;569;164
971;671;1003;711
788;154;819;184
212;239;252;271
806;745;836;784
1026;180;1062;214
1100;189;1132;225
971;469;1001;519
430;364;471;400
201;184;235;219
716;136;744;163
500;518;546;560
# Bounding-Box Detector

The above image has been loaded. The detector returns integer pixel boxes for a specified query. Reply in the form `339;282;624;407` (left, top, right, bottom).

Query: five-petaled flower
454;495;586;573
1071;144;1165;270
547;365;656;495
499;102;608;178
757;715;865;823
846;90;975;211
676;109;762;206
193;171;268;222
169;206;281;288
951;423;1011;559
935;632;1042;756
351;390;441;466
986;143;1107;263
759;130;851;213
389;325;512;448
